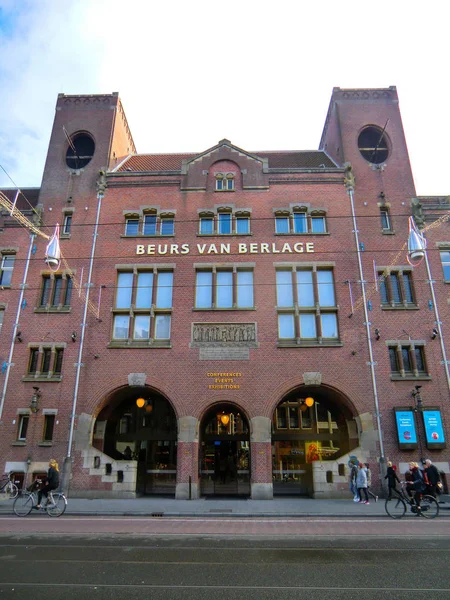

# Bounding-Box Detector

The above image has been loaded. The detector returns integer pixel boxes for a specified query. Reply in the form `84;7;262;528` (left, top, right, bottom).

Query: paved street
0;529;449;599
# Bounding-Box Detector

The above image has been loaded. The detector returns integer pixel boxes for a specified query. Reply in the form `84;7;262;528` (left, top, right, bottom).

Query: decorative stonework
128;373;146;387
302;372;322;386
191;323;258;347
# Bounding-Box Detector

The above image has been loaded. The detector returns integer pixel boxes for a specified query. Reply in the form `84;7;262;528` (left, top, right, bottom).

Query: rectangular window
276;267;338;343
0;254;15;286
63;214;72;235
236;216;250;234
218;213;232;234
0;307;4;331
125;219;139;236
380;208;391;231
112;269;173;344
195;268;254;309
143;215;157;235
200;217;214;235
388;344;428;378
17;415;29;441
43;415;55;442
379;270;416;307
275;212;327;234
160;218;174;235
39;275;73;309
27;347;64;377
440;250;450;281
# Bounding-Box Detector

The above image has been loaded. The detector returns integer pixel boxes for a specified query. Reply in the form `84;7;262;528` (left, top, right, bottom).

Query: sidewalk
1;494;449;517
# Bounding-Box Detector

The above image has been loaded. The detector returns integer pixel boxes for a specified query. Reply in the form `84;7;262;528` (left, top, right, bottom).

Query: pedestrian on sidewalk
385;461;400;499
424;459;441;498
349;460;359;502
365;463;378;502
356;463;370;504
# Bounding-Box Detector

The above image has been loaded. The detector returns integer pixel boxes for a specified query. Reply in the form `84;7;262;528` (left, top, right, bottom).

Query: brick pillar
250;416;273;499
176;416;199;499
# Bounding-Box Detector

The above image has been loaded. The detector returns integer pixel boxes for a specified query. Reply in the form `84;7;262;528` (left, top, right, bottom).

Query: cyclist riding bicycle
33;459;59;510
405;461;426;512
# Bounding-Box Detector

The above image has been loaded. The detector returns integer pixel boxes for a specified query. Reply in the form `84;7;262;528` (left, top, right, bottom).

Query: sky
0;0;448;196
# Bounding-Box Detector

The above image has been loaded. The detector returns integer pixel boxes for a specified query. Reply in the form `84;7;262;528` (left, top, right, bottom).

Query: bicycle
385;481;439;519
0;472;19;499
13;482;67;517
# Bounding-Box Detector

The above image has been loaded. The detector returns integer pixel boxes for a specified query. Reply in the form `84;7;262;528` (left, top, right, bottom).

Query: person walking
349;460;359;502
424;459;441;498
365;463;378;502
356;462;370;504
385;461;400;499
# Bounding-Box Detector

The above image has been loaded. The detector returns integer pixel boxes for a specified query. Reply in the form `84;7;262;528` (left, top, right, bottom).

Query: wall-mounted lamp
375;328;381;341
16;331;22;343
30;387;41;413
217;411;230;426
431;328;438;340
71;331;77;343
299;397;315;412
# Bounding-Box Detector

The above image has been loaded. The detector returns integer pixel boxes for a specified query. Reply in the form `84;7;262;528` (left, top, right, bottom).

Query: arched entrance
200;403;250;497
93;386;177;495
272;386;357;496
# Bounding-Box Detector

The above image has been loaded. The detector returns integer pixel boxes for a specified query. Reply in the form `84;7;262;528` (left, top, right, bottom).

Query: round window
65;133;95;169
357;126;389;164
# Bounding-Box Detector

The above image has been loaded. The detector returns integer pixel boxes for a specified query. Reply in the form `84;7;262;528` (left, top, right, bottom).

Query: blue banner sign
394;408;418;449
422;409;446;449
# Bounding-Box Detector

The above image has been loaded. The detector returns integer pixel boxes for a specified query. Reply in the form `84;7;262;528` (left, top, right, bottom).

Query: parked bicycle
385;480;439;519
13;479;67;517
0;472;19;499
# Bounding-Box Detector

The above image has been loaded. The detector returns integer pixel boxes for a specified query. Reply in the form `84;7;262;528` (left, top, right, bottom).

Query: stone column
250;416;273;499
176;416;199;499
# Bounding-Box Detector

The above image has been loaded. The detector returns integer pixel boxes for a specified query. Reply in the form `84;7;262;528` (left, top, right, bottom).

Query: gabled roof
115;148;337;173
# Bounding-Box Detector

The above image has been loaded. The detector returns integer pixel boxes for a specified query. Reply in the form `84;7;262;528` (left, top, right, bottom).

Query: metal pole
347;183;385;460
62;191;103;493
0;233;35;421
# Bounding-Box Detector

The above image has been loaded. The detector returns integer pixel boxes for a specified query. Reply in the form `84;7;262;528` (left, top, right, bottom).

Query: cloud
0;0;448;195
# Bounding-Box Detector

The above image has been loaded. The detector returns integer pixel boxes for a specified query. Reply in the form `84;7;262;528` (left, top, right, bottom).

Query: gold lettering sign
206;372;242;390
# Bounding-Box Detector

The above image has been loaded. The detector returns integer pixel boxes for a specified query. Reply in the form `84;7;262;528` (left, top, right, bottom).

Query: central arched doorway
200;403;250;497
94;386;177;496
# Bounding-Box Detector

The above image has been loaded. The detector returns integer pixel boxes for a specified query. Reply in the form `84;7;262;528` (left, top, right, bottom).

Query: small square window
125;219;139;236
160;218;174;235
200;217;214;235
236;216;250;234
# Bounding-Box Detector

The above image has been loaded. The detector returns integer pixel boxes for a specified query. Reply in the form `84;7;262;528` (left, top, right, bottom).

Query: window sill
34;307;72;313
380;304;419;310
196;233;252;237
390;374;432;381
277;340;343;348
120;234;175;239
381;230;395;235
60;234;71;239
38;441;53;447
275;232;330;236
22;376;62;383
107;341;172;349
193;307;256;311
11;441;27;446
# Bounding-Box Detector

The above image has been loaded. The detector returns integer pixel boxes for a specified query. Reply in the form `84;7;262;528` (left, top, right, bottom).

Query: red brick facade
0;87;448;500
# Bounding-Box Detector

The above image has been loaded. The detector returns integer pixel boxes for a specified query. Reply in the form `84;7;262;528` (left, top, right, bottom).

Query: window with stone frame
62;213;73;236
195;265;254;309
198;209;251;235
0;306;4;332
25;345;65;380
380;207;393;232
276;265;339;345
378;268;416;308
274;208;327;234
124;210;175;236
0;252;15;287
111;267;173;346
215;172;235;191
388;342;429;380
439;249;450;282
17;413;30;441
38;273;73;311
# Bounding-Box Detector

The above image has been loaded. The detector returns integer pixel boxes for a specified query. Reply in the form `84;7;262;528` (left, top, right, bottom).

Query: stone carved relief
128;373;147;387
302;372;322;386
191;323;257;347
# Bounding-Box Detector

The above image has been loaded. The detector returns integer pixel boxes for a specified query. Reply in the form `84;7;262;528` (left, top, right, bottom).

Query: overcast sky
0;0;448;196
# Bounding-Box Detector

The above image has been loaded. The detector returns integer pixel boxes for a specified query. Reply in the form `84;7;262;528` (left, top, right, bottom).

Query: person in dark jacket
405;461;426;512
385;461;400;499
33;459;59;509
424;459;441;498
